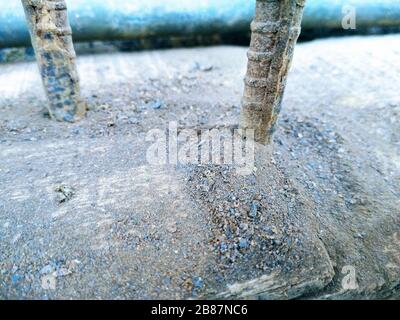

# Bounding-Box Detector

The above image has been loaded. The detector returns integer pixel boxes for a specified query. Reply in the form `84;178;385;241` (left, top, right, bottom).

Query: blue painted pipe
1;0;400;49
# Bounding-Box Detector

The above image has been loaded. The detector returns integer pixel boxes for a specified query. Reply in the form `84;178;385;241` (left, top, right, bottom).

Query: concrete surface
0;35;399;299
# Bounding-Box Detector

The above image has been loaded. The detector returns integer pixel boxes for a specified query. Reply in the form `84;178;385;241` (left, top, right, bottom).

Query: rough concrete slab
0;35;399;299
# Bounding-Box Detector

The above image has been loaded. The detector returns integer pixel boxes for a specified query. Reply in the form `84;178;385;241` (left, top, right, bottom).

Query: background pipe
1;0;400;49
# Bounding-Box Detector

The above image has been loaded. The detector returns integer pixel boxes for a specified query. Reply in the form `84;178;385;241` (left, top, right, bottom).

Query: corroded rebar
21;0;86;122
240;0;306;144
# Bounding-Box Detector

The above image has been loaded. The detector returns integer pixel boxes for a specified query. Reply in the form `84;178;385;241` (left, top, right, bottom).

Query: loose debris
55;184;75;203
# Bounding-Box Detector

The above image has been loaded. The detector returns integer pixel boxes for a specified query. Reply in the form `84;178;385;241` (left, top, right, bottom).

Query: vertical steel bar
21;0;86;122
240;0;306;144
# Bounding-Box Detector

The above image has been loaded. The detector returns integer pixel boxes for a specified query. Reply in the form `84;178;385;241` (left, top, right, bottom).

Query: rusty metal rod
21;0;86;122
240;0;306;144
